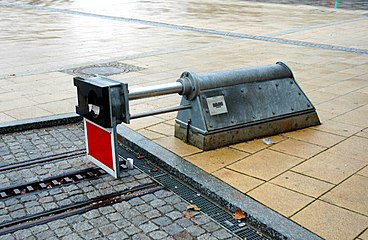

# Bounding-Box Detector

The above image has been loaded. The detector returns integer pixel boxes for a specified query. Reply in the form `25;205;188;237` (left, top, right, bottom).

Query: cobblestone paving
0;123;85;166
0;124;240;239
0;170;239;240
0;155;94;188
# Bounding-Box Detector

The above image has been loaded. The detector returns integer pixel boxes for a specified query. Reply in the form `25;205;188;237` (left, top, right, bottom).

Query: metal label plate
206;95;228;116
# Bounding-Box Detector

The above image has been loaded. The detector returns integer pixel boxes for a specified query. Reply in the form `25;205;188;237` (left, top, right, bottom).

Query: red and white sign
84;119;119;178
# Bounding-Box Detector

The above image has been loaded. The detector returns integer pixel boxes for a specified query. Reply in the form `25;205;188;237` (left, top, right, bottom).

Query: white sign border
84;118;119;178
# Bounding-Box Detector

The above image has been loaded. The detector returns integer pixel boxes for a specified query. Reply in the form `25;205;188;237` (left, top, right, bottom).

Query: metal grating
118;145;270;240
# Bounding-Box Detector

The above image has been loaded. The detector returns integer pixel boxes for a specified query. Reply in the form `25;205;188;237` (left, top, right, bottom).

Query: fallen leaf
187;204;201;211
182;213;195;219
233;209;246;220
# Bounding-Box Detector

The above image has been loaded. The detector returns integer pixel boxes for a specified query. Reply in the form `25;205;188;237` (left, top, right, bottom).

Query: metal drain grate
62;62;145;78
118;146;270;240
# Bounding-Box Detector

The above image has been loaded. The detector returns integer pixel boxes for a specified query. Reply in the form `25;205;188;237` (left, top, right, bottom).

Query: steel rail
0;182;162;236
0;149;86;172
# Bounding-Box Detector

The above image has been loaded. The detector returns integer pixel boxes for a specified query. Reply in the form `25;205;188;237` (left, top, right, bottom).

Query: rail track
0;149;86;173
0;182;162;235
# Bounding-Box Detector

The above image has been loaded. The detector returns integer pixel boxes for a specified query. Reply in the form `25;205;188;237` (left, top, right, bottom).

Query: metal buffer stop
74;62;320;176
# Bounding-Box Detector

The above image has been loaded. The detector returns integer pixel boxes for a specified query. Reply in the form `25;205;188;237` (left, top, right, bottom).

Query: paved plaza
0;0;367;239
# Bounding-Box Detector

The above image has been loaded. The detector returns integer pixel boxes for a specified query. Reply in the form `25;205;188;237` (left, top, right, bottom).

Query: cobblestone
0;124;85;166
1;125;239;240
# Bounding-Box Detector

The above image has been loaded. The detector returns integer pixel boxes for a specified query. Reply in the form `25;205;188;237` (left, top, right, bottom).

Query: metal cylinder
128;82;183;100
178;62;293;100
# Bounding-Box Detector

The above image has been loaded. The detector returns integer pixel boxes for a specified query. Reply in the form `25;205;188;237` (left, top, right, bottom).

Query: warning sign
84;119;119;178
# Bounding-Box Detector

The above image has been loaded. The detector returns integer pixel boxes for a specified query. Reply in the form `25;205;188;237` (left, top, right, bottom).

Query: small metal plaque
206;95;228;116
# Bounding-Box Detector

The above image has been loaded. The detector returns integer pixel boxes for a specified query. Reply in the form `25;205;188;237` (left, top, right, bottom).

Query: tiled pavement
0;1;367;239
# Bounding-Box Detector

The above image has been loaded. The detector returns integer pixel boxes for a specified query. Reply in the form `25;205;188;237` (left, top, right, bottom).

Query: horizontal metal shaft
130;105;191;120
128;82;183;100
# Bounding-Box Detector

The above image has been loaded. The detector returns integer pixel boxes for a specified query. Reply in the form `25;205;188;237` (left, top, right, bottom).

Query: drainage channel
0;182;162;236
118;144;271;240
0;149;86;173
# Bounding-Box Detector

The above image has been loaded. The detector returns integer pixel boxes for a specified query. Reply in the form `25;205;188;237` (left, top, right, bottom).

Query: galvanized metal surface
128;82;183;100
175;62;320;149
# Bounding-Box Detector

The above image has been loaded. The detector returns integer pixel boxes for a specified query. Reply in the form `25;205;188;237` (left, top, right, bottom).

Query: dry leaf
182;213;195;219
233;209;246;220
187;204;201;211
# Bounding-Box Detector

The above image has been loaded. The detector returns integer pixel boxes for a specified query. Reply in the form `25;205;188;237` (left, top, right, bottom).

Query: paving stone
106;212;123;221
157;205;174;214
99;223;119;236
113;201;131;212
192;215;211;225
1;234;16;240
99;206;116;215
132;215;149;225
176;218;194;228
72;221;93;232
197;233;218;240
140;222;159;233
140;193;156;202
30;224;49;234
12;229;33;239
144;209;161;219
132;233;151;240
124;225;141;236
44;202;58;211
89;216;109;227
186;225;206;237
48;219;68;230
212;229;233;239
164;223;184;235
34;230;56;240
150;230;169;239
129;197;145;206
114;219;131;229
155;189;174;198
150;198;166;207
173;230;194;240
167;210;182;220
10;209;26;219
107;231;129;240
202;222;221;232
136;203;154;213
82;209;101;220
152;216;172;227
81;228;102;239
54;226;73;237
61;233;83;240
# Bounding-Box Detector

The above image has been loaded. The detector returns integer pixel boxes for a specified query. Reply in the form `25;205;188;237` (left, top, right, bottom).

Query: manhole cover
62;62;145;78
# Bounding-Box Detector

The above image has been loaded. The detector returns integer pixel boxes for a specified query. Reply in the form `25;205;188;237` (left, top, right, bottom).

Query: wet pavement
0;0;368;239
0;124;244;240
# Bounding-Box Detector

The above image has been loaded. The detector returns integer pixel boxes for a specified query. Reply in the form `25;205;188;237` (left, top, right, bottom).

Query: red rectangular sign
84;119;119;178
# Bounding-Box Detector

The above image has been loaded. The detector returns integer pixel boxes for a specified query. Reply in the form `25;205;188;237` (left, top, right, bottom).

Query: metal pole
130;105;191;120
128;82;183;100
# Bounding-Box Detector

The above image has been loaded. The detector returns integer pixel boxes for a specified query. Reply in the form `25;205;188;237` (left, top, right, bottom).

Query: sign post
84;118;120;178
